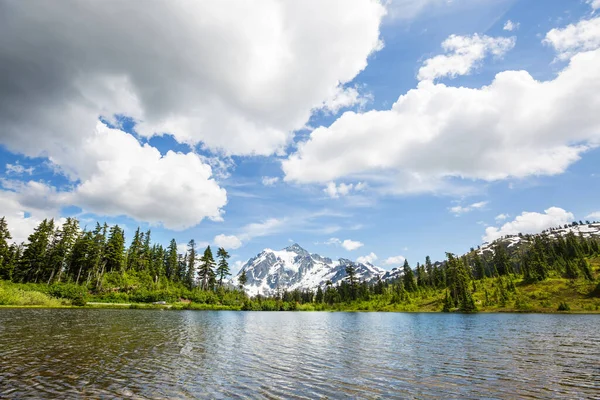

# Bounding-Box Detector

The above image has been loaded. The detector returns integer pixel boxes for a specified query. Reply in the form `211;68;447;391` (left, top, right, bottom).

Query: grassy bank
2;274;599;313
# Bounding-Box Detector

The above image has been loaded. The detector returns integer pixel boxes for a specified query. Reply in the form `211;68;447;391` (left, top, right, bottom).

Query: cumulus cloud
585;211;600;220
283;48;600;192
214;234;243;250
324;182;367;198
261;176;279;186
544;16;600;60
417;34;515;81
324;237;364;251
383;255;406;266
357;252;378;264
503;20;519;31
321;85;372;114
449;201;488;215
71;123;227;230
0;0;385;158
0;1;387;230
588;0;600;11
342;239;364;251
483;207;574;243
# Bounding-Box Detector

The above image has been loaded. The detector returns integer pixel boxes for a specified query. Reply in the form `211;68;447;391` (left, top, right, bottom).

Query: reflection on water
0;310;598;399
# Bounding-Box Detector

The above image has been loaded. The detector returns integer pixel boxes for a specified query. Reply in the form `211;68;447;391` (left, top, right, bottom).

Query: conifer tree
345;264;357;299
402;259;417;292
166;239;178;280
0;217;13;280
238;269;247;290
104;225;125;273
198;245;216;290
186;240;196;288
215;247;231;287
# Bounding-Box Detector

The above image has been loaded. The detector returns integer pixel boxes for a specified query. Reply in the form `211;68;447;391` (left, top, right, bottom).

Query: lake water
0;310;598;399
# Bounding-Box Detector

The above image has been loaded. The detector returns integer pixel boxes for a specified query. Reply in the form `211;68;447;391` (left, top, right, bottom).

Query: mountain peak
283;243;309;256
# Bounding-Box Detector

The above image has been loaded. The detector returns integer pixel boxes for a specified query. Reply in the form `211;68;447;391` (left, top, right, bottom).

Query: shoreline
2;302;599;314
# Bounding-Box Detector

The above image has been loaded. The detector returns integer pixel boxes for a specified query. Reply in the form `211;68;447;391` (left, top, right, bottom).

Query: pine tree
215;247;231;287
104;225;125;273
126;228;143;271
186;240;196;289
238;269;247;290
166;239;178;280
345;264;357;300
402;259;417;292
446;253;476;312
16;219;55;283
425;255;434;286
198;246;216;290
0;217;13;280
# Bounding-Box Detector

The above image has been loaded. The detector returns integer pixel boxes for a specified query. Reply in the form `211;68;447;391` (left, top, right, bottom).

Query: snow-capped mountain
232;243;385;296
478;222;600;256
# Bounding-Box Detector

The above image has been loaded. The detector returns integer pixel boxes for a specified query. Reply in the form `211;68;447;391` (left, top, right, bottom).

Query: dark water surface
0;310;598;399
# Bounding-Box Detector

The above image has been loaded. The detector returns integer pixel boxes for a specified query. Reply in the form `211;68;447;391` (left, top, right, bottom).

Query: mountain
231;243;384;296
477;222;600;256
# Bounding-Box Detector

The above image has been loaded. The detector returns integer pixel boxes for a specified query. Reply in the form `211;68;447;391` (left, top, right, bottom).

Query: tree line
0;217;233;293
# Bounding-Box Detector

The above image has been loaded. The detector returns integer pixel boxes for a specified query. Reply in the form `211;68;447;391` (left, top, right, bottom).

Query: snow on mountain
232;243;385;296
478;222;600;255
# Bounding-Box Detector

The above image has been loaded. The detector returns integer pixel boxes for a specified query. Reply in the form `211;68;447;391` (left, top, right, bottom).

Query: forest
1;216;599;312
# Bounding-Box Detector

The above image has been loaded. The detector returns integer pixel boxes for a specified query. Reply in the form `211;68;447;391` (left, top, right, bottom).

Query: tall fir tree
216;247;231;287
198;246;216;290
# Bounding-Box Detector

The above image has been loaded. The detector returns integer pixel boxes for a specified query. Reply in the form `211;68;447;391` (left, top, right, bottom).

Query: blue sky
1;0;600;273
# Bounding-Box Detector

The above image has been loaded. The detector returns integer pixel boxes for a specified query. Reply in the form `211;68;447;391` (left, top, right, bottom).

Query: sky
1;0;600;274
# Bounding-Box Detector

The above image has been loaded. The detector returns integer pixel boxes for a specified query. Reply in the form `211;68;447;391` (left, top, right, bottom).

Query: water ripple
0;310;599;399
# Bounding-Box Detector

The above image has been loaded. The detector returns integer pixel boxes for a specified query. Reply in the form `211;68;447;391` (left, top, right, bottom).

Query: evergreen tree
126;228;143;271
238;269;247;290
104;225;125;273
186;240;196;288
198;246;216;290
492;243;513;276
345;264;357;300
0;217;13;280
425;255;434;286
16;219;55;283
166;239;178;280
402;259;417;292
215;247;231;287
446;253;476;312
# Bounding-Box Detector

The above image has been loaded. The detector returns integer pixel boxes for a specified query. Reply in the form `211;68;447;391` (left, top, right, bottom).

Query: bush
557;301;571;311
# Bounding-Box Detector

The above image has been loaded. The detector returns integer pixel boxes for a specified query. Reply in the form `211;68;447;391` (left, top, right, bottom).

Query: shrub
557;301;571;311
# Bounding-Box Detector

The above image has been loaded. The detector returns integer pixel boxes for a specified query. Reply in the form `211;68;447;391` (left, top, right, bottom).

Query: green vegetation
0;216;599;313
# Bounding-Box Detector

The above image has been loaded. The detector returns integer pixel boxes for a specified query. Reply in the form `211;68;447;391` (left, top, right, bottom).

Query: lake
0;310;598;399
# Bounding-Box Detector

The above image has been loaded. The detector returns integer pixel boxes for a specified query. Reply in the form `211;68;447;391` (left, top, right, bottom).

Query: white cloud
588;0;600;11
324;237;364;251
324;181;367;198
503;20;519;32
495;213;510;222
321;85;372;114
383;255;406;266
6;163;34;175
261;176;279;186
417;34;516;81
342;239;364;251
283;48;600;193
214;234;242;250
544;16;600;60
70;123;227;230
0;182;66;244
449;201;488;215
585;211;600;220
483;206;574;243
0;1;385;158
357;252;378;264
